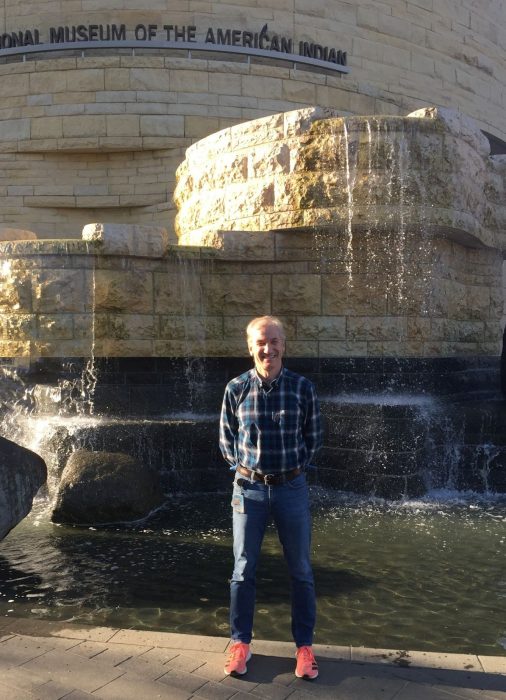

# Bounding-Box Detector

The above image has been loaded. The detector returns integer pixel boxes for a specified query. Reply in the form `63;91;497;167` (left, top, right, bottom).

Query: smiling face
247;319;285;381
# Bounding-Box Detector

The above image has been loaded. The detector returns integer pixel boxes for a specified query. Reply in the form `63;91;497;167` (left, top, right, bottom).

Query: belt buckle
263;473;276;485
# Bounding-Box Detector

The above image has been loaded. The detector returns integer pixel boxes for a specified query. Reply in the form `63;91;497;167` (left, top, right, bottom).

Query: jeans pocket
286;473;306;489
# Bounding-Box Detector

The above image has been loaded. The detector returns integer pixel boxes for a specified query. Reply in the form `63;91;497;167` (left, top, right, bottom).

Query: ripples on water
1;489;505;656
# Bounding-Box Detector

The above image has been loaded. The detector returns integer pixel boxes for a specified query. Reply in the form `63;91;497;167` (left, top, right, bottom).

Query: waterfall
342;120;358;282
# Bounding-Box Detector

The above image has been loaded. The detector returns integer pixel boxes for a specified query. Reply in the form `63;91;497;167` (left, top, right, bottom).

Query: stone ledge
82;222;170;258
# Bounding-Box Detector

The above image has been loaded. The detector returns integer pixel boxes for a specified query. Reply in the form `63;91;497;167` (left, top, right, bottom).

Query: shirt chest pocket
237;409;284;446
275;406;303;436
237;397;303;440
271;409;286;425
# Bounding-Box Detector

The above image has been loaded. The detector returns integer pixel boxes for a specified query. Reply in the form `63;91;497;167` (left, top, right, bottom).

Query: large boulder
51;450;164;525
0;436;47;541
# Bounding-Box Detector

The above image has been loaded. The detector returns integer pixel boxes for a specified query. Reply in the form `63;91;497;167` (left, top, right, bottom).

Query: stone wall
0;105;504;360
0;1;505;238
0;227;502;360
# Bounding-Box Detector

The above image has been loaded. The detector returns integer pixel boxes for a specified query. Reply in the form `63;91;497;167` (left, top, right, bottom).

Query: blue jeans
230;472;316;647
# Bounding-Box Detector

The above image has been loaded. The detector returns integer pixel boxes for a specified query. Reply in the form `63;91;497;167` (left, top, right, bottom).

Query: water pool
1;490;505;656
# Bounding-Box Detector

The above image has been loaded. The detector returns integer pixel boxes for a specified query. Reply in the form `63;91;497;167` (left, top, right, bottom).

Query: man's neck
255;366;283;385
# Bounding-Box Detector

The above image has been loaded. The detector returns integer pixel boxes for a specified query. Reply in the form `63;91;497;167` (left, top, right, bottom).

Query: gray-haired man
220;315;322;679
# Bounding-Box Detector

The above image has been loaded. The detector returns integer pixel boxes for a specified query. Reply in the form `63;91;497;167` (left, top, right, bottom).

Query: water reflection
1;491;505;655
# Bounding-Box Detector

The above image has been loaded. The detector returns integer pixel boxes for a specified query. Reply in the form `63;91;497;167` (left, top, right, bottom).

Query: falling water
0;243;100;500
58;252;97;418
342;120;357;281
363;119;379;276
81;250;98;416
395;132;408;305
174;251;208;414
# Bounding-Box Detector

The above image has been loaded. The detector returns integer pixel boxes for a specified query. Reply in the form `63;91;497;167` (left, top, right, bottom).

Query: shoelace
298;647;317;666
228;644;247;661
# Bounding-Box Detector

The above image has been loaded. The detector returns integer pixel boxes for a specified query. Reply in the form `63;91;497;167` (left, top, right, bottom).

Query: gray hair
246;315;286;340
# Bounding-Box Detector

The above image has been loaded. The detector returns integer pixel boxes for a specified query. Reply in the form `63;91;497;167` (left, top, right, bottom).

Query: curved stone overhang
175;106;506;257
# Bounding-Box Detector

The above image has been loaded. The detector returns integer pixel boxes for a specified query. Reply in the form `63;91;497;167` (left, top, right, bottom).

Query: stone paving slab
109;629;229;652
0;619;504;700
480;657;506;674
352;646;484;671
2;619;119;643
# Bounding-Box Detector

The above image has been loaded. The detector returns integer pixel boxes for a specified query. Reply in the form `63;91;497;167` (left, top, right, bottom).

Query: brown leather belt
236;465;302;485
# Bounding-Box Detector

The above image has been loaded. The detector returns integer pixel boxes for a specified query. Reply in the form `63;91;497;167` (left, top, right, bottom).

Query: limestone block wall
0;103;504;361
0;56;195;239
0;1;505;238
0;227;502;360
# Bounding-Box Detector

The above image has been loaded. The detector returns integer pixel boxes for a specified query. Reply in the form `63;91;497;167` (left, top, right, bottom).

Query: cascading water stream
78;247;98;417
0;245;100;500
363;118;379;278
176;251;208;415
342;120;357;282
58;249;97;418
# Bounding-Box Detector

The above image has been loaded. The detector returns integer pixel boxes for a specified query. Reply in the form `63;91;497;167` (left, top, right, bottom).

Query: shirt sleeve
303;382;323;467
219;384;239;469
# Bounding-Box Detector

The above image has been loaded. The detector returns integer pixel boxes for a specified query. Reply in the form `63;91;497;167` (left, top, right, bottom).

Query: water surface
1;490;505;656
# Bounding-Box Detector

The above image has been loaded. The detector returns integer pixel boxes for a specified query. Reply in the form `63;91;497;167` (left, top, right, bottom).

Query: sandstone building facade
0;0;504;240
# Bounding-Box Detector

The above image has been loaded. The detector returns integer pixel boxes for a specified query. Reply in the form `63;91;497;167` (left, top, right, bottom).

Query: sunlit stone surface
175;107;505;250
1;106;502;359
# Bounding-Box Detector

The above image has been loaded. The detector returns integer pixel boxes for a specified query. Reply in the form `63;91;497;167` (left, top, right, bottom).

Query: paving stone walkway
0;618;504;699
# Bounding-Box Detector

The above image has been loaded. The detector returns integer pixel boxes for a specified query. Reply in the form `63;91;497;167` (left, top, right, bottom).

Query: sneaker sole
295;669;319;680
224;650;252;676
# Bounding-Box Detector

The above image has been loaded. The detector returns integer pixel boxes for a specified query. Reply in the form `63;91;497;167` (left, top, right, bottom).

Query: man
219;315;322;680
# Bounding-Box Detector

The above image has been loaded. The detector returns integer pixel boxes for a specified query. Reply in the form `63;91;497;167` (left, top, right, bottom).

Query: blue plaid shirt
219;367;322;474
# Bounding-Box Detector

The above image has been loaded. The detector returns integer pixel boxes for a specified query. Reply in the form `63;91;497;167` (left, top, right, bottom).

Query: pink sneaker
224;641;251;676
295;645;319;679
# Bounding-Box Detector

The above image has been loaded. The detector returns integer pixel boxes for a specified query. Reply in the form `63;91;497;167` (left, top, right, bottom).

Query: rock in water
51;450;164;524
0;436;47;541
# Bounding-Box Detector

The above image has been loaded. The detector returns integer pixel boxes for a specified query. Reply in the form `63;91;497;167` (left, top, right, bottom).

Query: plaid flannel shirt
219;367;322;474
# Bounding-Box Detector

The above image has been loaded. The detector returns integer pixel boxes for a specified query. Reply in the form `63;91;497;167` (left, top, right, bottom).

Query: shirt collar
253;366;284;391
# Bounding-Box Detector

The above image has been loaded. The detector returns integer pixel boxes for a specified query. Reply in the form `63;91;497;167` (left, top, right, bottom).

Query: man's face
247;321;285;380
